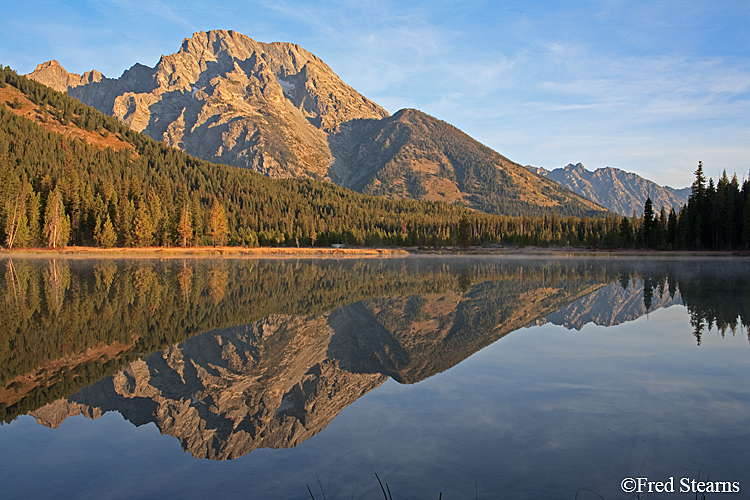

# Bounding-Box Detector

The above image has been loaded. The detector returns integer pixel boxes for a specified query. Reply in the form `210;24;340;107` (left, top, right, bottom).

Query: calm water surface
0;256;748;499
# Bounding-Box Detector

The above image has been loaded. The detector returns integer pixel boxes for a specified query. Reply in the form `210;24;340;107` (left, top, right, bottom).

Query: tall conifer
208;200;229;247
43;188;70;248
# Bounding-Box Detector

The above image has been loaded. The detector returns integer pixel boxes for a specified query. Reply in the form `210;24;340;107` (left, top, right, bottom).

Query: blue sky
2;0;749;188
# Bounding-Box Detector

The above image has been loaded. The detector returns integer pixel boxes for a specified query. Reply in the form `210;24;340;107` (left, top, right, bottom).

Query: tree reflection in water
0;256;748;460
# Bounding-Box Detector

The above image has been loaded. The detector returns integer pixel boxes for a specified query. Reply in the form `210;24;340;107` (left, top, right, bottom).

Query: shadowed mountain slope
330;110;607;216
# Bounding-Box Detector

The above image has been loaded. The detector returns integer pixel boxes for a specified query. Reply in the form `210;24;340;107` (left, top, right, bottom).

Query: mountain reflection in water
1;257;748;462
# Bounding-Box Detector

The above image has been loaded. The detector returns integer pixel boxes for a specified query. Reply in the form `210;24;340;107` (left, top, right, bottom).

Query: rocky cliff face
529;163;690;216
29;30;388;179
27;60;104;92
27;30;607;217
329;110;607;216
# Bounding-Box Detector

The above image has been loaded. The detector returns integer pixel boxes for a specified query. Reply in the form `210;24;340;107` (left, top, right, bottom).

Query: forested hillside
0;66;624;250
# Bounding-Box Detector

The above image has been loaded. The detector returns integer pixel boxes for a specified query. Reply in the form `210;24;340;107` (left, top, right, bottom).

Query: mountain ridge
27;30;608;217
30;30;389;180
528;162;690;216
329;109;607;216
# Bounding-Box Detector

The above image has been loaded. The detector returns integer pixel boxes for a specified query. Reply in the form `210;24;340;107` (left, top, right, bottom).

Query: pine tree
457;215;472;248
133;202;156;246
619;216;632;248
191;194;204;246
102;214;117;248
310;227;317;247
657;206;668;249
178;204;192;248
208;200;229;247
667;207;678;248
146;188;165;245
4;190;26;249
742;199;750;250
43;188;70;248
685;162;708;249
692;161;706;200
93;214;103;247
94;213;117;248
24;184;41;247
118;199;135;247
643;197;655;248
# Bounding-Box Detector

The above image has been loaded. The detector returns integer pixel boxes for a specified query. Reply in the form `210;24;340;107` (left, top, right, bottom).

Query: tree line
620;162;750;250
1;65;748;251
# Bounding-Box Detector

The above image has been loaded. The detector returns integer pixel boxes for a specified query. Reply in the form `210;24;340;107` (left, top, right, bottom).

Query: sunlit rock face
29;30;388;180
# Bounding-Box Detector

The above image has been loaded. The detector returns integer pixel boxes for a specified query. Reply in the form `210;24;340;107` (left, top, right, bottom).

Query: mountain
0;70;509;250
29;30;388;180
330;109;605;216
27;30;606;217
528;163;690;216
0;70;620;251
28;60;104;92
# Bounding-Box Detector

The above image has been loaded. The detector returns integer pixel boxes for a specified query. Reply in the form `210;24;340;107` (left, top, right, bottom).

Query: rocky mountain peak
29;60;104;93
29;30;389;179
564;162;586;173
530;162;689;216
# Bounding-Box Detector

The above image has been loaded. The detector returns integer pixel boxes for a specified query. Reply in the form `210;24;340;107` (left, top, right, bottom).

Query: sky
2;0;749;188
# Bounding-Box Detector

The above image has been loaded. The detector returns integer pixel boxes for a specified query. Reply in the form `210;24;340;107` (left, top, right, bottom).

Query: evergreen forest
1;65;749;251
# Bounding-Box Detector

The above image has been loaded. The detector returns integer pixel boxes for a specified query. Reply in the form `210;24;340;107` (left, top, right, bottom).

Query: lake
0;255;748;499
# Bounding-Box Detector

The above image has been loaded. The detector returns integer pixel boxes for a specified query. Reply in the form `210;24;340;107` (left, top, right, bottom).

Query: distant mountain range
527;163;690;216
27;30;605;217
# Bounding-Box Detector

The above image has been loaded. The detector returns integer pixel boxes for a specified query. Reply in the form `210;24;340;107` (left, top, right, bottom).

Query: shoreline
0;245;747;259
0;246;409;259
